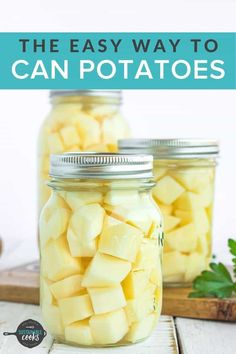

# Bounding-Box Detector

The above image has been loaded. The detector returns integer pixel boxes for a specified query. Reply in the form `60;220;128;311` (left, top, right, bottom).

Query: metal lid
119;139;219;159
50;153;153;179
50;90;121;100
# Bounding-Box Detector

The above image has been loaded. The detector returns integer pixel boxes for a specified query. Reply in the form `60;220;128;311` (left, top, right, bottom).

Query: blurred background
0;0;235;268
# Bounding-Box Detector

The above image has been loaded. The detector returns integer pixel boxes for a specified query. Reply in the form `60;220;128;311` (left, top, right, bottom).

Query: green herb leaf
189;261;236;299
228;239;236;276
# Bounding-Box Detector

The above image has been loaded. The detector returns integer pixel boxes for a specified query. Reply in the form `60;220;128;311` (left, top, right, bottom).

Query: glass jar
39;153;163;347
119;139;219;287
38;90;130;210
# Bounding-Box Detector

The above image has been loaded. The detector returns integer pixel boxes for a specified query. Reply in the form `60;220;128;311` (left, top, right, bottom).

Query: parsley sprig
189;239;236;299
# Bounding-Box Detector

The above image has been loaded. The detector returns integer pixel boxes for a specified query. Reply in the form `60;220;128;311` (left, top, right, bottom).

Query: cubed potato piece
104;190;140;206
60;125;81;147
125;313;156;343
133;239;159;270
41;208;70;244
76;113;100;148
106;202;153;235
103;215;122;228
122;270;150;299
172;169;211;193
40;277;53;304
165;223;197;253
67;228;97;257
174;191;203;210
163;214;180;233
50;274;83;300
65;191;103;211
59;294;93;326
174;208;209;234
197;184;214;208
184;252;206;282
99;223;143;262
43;236;83;281
163;251;187;277
69;204;105;242
47;132;64;153
89;104;118;122
196;234;209;256
82;253;131;287
65;320;94;346
42;304;64;336
153;176;185;205
89;309;129;345
88;285;126;314
125;295;155;324
86;143;109;152
153;166;168;181
164;274;185;283
158;203;173;216
102;113;129;144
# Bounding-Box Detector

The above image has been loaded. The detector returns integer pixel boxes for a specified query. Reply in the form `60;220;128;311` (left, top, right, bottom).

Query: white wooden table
0;301;235;354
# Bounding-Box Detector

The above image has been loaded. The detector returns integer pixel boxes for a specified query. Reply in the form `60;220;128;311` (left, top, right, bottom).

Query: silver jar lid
119;139;219;159
50;153;153;179
50;90;122;100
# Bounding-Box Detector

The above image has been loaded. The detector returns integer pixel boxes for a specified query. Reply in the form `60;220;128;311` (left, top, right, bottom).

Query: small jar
119;139;219;287
38;90;130;210
39;153;163;347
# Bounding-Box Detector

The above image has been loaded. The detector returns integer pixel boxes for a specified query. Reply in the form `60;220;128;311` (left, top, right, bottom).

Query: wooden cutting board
0;261;236;321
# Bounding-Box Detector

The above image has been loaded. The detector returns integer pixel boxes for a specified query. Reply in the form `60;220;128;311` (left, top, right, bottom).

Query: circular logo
3;319;47;348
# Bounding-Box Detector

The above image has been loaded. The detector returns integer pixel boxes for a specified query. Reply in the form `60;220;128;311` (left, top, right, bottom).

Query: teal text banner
0;32;235;89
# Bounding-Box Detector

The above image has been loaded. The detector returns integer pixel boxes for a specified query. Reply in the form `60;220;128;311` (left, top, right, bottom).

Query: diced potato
125;313;156;343
104;190;140;206
163;214;180;232
102;113;129;144
197;184;213;208
122;270;150;299
65;191;103;211
89;309;129;345
82;252;131;287
45;208;70;243
76;113;100;148
174;209;191;225
163;251;187;277
103;215;122;228
106;202;153;235
125;295;155;324
65;320;94;346
158;203;173;216
196;234;209;256
163;274;185;283
99;223;143;262
50;274;83;300
174;208;209;234
133;239;159;270
89;104;118;122
88;285;126;314
153;176;185;205
172;170;211;193
67;228;97;257
60;125;80;147
153;166;167;181
69;204;105;242
184;252;206;282
174;191;203;211
47;132;64;153
42;304;64;336
40;277;53;304
59;294;93;325
165;223;197;253
43;236;83;281
86;143;109;152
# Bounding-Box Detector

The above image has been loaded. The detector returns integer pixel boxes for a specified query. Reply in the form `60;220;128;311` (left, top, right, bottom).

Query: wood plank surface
0;301;178;354
176;317;236;354
163;287;236;321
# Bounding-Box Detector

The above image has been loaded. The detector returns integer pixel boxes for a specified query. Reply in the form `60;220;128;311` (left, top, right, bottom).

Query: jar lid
119;138;219;159
50;153;153;179
50;90;121;100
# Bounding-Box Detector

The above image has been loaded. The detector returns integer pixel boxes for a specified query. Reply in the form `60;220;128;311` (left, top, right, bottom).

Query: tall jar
39;153;163;347
119;139;219;287
38;90;130;210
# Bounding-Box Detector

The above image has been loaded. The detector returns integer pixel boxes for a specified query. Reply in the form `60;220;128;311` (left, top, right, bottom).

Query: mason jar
39;153;163;347
38;90;130;210
119;139;219;287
